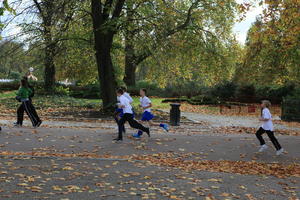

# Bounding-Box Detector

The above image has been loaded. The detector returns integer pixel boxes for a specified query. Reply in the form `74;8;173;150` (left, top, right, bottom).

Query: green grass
132;96;169;110
0;91;169;111
0;91;16;98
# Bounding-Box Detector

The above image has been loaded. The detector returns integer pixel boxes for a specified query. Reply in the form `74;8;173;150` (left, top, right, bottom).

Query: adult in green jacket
15;79;42;127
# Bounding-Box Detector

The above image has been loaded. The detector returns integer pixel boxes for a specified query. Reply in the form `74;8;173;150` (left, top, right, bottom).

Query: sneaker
276;148;284;156
137;130;143;136
34;121;42;128
162;124;169;132
113;137;123;141
132;133;141;139
258;144;268;152
13;122;22;127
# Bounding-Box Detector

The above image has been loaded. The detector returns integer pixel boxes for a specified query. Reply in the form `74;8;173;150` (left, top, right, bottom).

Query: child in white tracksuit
255;100;283;155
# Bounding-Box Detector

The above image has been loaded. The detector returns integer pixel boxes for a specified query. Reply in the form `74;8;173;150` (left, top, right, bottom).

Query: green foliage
70;84;101;99
237;1;300;86
189;95;220;105
210;81;237;100
0;81;19;91
128;80;162;96
7;71;21;80
0;41;30;78
54;86;70;96
235;84;256;102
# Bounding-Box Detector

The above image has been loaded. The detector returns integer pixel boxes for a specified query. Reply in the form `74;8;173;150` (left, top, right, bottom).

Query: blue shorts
141;111;154;121
115;108;124;117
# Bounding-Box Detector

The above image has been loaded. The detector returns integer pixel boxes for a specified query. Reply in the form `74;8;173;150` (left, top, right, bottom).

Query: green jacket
17;87;32;99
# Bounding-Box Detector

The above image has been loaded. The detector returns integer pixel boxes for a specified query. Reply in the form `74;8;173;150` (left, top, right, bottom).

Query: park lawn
0;91;169;118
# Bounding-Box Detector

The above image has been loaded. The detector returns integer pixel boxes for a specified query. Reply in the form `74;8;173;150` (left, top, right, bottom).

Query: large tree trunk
91;0;118;110
95;35;118;110
44;38;56;91
124;30;136;87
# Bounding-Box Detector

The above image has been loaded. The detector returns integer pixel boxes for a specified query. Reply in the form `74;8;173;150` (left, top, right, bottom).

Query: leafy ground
0;124;299;200
0;92;299;199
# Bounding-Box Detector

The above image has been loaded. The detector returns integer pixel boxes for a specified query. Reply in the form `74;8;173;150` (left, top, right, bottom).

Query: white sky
233;0;263;44
1;0;263;45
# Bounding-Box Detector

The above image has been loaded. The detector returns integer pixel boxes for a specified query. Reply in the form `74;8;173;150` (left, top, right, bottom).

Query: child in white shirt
132;88;169;138
114;88;149;141
114;87;133;134
256;100;283;155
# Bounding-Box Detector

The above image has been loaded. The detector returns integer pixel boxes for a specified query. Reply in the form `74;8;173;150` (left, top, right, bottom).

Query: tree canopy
1;0;299;108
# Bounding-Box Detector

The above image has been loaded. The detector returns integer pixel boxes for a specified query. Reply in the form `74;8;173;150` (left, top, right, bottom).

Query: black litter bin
170;103;181;126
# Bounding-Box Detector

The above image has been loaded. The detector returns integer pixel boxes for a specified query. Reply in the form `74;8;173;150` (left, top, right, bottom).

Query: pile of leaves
1;151;299;179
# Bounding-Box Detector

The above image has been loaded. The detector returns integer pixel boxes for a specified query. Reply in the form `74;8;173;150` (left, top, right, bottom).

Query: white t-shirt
261;108;273;131
119;95;133;114
117;92;133;104
140;96;151;112
123;92;133;104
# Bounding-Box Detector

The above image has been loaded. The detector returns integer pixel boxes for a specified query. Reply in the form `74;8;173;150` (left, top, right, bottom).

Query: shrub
8;71;21;80
189;95;220;105
69;84;100;99
0;81;19;91
54;86;70;96
164;81;203;98
235;84;256;102
256;84;295;104
210;81;237;101
128;81;162;96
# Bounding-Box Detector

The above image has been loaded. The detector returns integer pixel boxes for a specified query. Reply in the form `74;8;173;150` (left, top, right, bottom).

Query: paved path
161;109;300;131
0;121;298;199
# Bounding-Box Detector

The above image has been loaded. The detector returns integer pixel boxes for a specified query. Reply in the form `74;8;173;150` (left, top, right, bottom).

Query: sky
1;0;264;45
233;0;263;43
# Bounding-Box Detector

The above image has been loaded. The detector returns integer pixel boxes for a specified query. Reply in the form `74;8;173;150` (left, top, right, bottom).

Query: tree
30;0;78;91
0;0;14;40
91;0;125;110
122;0;238;86
237;0;300;86
0;40;28;78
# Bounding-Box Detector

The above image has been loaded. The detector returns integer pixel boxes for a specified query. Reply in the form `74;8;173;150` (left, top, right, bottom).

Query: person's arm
259;110;271;121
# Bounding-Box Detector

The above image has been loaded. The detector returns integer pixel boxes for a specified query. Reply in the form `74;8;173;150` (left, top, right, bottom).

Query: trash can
170;103;181;126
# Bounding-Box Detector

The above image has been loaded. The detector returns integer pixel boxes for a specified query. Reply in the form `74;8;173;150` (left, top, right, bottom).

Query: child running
132;88;169;139
114;87;133;134
15;79;42;128
115;88;149;141
256;100;283;155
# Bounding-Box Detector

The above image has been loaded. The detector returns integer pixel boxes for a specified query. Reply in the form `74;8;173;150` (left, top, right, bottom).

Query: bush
69;84;100;99
256;84;295;104
235;84;256;102
128;81;163;96
163;81;204;98
189;95;220;105
8;71;21;80
54;86;70;96
0;81;20;91
210;81;237;101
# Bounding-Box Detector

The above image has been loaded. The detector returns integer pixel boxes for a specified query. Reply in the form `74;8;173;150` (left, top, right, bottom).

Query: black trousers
17;100;41;126
118;113;148;139
114;115;125;134
256;127;282;150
